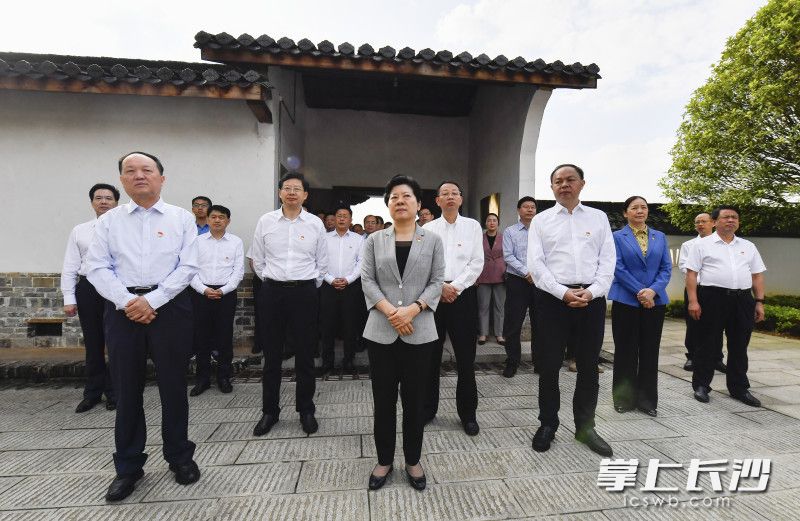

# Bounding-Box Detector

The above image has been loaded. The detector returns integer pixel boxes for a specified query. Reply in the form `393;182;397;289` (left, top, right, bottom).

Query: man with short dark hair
250;172;328;437
87;151;201;501
418;207;434;225
679;212;725;372
501;196;537;378
319;205;365;373
324;213;336;233
423;181;484;436
189;205;244;396
528;164;616;457
62;183;120;413
364;215;378;235
686;206;766;407
191;196;212;235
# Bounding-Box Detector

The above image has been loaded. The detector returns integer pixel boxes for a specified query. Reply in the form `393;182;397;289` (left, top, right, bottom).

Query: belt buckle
132;286;152;295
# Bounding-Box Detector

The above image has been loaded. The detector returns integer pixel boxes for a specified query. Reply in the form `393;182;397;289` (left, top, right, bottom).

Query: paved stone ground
0;319;798;519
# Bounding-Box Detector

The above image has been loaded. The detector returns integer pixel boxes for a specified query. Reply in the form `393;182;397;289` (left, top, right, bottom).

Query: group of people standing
60;154;767;501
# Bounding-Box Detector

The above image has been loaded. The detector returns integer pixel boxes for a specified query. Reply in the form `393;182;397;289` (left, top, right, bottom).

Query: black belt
564;283;591;289
203;284;224;290
265;278;314;288
126;285;158;295
700;285;751;296
507;274;528;280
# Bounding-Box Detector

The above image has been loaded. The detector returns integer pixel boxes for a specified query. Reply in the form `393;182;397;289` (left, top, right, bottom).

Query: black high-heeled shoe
368;464;393;491
405;465;426;491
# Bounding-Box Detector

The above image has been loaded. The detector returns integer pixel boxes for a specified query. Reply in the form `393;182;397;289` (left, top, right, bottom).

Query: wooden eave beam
201;49;597;90
0;77;264;100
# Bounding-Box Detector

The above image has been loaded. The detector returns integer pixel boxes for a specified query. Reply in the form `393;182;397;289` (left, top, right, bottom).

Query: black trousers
191;288;236;382
320;281;362;365
502;275;536;366
535;288;606;433
259;280;317;417
104;290;195;476
683;288;724;363
252;275;263;353
75;276;114;401
611;301;665;410
692;286;754;395
425;285;478;423
367;338;433;466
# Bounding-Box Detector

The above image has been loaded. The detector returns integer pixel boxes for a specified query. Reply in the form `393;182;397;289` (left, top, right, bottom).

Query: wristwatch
414;300;424;312
754;298;765;303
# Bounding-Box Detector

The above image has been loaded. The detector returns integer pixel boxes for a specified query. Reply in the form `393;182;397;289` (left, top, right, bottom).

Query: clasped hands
331;278;349;290
124;296;157;324
637;288;656;309
563;288;593;308
385;304;420;336
204;287;224;300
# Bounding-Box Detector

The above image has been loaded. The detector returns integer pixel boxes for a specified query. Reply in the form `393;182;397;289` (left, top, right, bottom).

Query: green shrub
766;295;800;309
668;299;800;336
666;300;685;318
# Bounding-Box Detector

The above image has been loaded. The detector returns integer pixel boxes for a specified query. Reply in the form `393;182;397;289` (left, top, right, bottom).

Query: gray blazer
361;224;444;344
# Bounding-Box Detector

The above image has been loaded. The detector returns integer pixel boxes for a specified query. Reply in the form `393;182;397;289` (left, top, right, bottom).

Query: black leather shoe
532;425;556;452
463;421;480;436
217;378;233;394
683;359;694;371
189;381;210;397
715;361;727;374
253;414;278;436
405;466;426;491
732;391;761;408
694;387;710;403
502;363;518;378
105;469;144;502
106;399;117;411
300;412;319;434
76;397;101;413
169;460;201;485
368;464;393;491
637;406;658;417
575;428;613;457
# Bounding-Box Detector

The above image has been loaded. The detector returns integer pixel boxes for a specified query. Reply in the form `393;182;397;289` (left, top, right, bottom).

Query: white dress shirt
86;199;199;311
686;232;766;290
423;214;484;293
527;202;616;300
250;208;328;285
61;219;97;306
679;235;704;284
323;230;364;285
190;232;245;295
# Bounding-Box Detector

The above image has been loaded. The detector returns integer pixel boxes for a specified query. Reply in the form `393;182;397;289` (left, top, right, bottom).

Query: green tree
660;0;800;233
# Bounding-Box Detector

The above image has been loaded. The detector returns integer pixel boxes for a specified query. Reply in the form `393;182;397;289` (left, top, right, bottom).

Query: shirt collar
516;220;529;230
203;232;229;241
711;231;738;244
126;198;165;214
278;206;309;222
629;224;648;234
553;201;584;214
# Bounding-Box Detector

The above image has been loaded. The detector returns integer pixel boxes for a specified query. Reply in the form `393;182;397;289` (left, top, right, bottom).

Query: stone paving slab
235;436;362;464
88;423;219;448
0;448;110;476
143;462;300;502
370;480;524;521
216;490;369;521
0;429;104;451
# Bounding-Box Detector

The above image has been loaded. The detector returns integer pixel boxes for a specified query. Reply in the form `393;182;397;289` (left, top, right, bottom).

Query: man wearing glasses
191;196;212;235
422;181;484;436
250;172;329;437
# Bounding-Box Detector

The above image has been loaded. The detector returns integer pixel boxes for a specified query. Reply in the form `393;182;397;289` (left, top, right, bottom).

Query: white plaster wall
268;67;306;208
467;84;539;227
665;235;800;299
0;89;274;272
303;108;470;194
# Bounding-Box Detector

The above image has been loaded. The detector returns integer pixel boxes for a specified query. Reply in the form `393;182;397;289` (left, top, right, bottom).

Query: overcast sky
1;0;765;202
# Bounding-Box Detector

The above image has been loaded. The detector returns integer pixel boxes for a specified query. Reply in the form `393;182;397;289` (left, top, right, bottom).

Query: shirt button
397;300;403;305
399;284;403;289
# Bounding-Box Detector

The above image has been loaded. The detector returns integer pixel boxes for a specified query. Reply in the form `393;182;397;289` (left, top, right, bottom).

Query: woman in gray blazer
361;175;444;492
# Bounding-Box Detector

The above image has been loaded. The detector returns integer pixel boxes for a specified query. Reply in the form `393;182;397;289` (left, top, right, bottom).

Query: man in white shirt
250;172;328;437
319;205;365;374
686;205;766;407
422;181;484;436
678;212;725;372
86;151;200;501
189;205;244;396
62;183;120;413
527;164;615;457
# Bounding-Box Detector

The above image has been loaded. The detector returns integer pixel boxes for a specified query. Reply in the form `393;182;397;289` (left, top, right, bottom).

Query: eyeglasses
280;187;304;193
192;203;210;208
438;192;461;198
